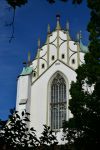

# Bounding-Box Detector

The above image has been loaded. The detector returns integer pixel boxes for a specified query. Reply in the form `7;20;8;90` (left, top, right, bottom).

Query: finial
56;14;61;30
66;20;69;31
76;32;80;42
38;38;40;48
47;24;50;34
79;30;82;39
28;51;31;63
56;14;60;21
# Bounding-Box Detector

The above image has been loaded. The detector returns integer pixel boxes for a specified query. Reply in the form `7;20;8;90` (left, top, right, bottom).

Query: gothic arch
47;71;69;130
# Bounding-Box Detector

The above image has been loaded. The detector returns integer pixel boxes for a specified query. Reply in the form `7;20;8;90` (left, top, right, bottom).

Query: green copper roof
80;40;89;53
20;66;33;76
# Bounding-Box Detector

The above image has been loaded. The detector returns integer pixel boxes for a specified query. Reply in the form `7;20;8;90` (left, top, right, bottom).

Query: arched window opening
51;73;66;130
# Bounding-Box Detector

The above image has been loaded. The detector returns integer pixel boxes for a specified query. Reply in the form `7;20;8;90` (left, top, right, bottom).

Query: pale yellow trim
57;30;59;59
28;51;31;63
47;34;50;68
66;32;69;65
56;16;61;30
48;24;50;34
77;42;80;67
37;49;40;77
31;59;75;85
46;87;49;126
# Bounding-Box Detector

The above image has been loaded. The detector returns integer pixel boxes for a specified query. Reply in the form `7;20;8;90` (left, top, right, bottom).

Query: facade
16;15;88;142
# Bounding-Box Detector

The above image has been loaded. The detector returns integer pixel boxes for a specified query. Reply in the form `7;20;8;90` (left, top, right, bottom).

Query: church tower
16;15;88;141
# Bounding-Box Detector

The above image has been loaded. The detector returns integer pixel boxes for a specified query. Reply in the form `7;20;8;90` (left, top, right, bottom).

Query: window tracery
51;73;66;130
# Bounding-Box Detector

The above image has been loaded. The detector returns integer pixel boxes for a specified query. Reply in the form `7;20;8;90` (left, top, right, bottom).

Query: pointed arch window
51;73;66;130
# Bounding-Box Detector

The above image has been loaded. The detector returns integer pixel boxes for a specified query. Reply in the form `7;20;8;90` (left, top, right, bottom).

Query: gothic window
51;73;66;130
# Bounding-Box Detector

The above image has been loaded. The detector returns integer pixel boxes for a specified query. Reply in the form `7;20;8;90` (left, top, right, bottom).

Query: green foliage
39;125;58;150
0;109;58;150
63;0;100;149
6;0;28;9
0;109;39;150
47;0;83;4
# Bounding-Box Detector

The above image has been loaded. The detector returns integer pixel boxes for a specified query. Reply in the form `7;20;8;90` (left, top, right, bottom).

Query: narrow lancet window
51;73;66;130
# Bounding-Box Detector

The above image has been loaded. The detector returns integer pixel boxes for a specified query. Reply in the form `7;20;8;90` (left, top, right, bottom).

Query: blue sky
0;0;90;120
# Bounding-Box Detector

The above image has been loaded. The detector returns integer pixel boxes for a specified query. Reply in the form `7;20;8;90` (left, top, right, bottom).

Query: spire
23;51;31;67
47;24;50;34
76;31;82;42
38;38;40;48
79;30;88;53
28;51;31;63
76;32;80;42
27;51;31;66
66;20;71;40
79;30;82;40
66;20;69;31
56;14;61;30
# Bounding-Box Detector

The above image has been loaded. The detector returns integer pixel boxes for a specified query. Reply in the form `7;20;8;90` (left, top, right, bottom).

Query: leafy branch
6;0;28;42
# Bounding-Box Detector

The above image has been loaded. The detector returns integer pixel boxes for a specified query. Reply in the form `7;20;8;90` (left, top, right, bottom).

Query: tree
39;125;58;150
0;109;39;150
47;0;83;4
59;0;100;149
0;109;58;150
6;0;28;9
5;0;28;42
47;0;100;149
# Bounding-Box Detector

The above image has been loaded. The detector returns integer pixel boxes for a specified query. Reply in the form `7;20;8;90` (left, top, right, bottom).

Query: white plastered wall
16;75;31;113
16;25;86;143
29;60;76;139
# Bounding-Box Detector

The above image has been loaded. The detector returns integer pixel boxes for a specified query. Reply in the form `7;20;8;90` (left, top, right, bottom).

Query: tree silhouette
5;0;28;42
7;0;27;9
60;0;100;149
0;109;39;150
47;0;83;4
0;109;58;150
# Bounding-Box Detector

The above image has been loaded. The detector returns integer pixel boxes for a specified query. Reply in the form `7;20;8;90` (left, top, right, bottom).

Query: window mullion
60;107;62;128
53;85;54;103
61;84;62;102
51;74;66;130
